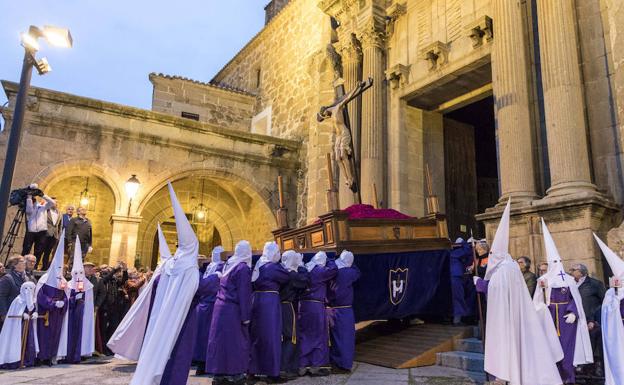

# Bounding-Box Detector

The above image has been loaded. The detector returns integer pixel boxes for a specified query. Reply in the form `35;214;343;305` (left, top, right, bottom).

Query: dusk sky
0;1;266;110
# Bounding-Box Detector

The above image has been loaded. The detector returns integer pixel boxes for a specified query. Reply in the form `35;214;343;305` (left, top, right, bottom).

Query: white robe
0;291;39;365
130;259;198;385
533;274;594;366
484;259;563;385
602;288;624;385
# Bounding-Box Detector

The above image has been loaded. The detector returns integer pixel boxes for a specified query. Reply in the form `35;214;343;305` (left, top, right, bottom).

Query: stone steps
455;338;484;354
436;350;485;372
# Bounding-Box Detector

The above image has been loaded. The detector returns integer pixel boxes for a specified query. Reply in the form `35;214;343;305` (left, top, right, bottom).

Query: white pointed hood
157;223;172;263
484;199;512;280
37;229;68;296
223;240;252;276
593;233;624;279
203;246;224;278
252;241;280;282
69;236;93;291
164;182;199;276
540;219;571;289
0;281;39;365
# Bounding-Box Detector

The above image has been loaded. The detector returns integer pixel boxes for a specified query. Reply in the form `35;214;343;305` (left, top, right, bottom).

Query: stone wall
150;73;256;132
0;81;300;266
212;0;328;140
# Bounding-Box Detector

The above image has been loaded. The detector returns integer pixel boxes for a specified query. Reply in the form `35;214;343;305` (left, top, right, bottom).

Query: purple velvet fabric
343;204;412;220
66;289;85;363
36;284;68;361
548;287;579;384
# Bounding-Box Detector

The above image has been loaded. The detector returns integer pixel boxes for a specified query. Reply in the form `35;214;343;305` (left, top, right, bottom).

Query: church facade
2;0;624;279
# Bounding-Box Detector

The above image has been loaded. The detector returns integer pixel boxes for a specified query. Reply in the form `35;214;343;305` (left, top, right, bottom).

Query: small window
181;111;200;121
256;68;262;88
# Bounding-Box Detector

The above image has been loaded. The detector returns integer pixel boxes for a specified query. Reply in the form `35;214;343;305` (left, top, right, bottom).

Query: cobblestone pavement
0;358;484;385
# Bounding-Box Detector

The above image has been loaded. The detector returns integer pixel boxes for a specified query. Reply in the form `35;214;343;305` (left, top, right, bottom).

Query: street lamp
125;175;140;216
0;25;72;240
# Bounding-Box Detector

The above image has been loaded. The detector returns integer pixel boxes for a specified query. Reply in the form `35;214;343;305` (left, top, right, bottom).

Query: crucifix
317;77;373;202
557;270;567;282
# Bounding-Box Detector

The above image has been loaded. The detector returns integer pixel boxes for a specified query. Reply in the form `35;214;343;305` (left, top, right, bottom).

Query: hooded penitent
594;234;624;385
36;229;69;361
0;281;39;367
108;223;171;361
281;250;302;272
306;251;328;272
64;236;95;361
130;183;199;385
335;250;354;269
203;245;224;278
252;241;281;282
481;200;564;385
533;219;593;380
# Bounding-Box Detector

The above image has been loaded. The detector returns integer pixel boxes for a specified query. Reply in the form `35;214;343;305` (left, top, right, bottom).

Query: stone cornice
1;80;299;152
334;33;362;63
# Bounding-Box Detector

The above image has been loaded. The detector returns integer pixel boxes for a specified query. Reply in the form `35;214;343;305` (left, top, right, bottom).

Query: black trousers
22;231;48;265
40;235;58;270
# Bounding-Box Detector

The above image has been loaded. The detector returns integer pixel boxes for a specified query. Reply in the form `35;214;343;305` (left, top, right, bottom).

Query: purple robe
0;310;36;369
205;263;252;375
36;284;68;361
250;262;290;377
327;265;360;370
451;243;476;317
66;289;85;363
298;260;337;368
160;271;207;385
192;266;223;362
280;267;309;375
548;287;579;384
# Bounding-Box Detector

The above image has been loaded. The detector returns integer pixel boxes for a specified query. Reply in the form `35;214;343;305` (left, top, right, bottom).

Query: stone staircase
435;327;487;384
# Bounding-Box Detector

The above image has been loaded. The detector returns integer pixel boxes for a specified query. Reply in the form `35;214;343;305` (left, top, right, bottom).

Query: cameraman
21;187;56;267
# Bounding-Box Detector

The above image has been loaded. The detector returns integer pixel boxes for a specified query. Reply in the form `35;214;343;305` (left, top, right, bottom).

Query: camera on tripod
9;184;44;209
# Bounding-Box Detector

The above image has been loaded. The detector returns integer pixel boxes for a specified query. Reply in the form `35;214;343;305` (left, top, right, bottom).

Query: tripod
1;208;25;264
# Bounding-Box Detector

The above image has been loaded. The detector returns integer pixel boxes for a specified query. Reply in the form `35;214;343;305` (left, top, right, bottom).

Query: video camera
9;184;44;209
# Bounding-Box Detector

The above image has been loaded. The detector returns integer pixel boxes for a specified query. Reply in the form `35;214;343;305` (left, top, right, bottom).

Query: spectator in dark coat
570;263;606;376
0;255;26;329
23;254;37;284
95;263;129;355
517;256;537;297
66;207;93;257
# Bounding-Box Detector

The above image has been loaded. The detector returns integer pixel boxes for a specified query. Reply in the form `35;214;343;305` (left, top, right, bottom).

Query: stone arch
135;168;278;267
33;160;124;213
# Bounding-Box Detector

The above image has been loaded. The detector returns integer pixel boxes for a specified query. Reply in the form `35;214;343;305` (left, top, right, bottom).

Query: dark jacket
523;271;537;297
94;268;128;311
0;270;26;318
66;216;93;251
578;276;606;322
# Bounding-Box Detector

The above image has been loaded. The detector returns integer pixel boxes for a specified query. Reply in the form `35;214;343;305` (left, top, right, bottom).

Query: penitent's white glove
564;313;577;324
31;312;38;320
55;301;65;308
76;292;84;300
22;313;29;320
473;276;480;286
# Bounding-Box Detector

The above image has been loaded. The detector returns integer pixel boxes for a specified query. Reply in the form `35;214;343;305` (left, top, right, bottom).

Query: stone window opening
181;111;200;121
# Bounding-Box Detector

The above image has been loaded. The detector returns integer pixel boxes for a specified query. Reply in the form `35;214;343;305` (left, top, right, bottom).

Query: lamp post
0;25;72;240
125;175;140;216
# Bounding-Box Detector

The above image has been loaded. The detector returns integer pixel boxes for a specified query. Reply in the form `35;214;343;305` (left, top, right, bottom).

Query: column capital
358;19;386;49
334;34;362;64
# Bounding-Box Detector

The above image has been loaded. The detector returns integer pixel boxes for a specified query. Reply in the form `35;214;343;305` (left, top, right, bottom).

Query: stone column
109;214;142;266
490;0;539;202
537;0;596;196
358;21;385;206
337;36;362;208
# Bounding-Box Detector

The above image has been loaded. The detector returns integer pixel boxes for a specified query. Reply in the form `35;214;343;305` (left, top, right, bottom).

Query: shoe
309;367;330;377
331;366;351;374
297;367;308;376
195;368;206;376
279;371;298;380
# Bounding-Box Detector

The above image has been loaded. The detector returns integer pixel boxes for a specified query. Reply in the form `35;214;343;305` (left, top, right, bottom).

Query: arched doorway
45;175;116;265
136;174;277;268
149;215;223;269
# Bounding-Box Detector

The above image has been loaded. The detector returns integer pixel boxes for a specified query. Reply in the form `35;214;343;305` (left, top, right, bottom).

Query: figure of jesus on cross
317;77;373;193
